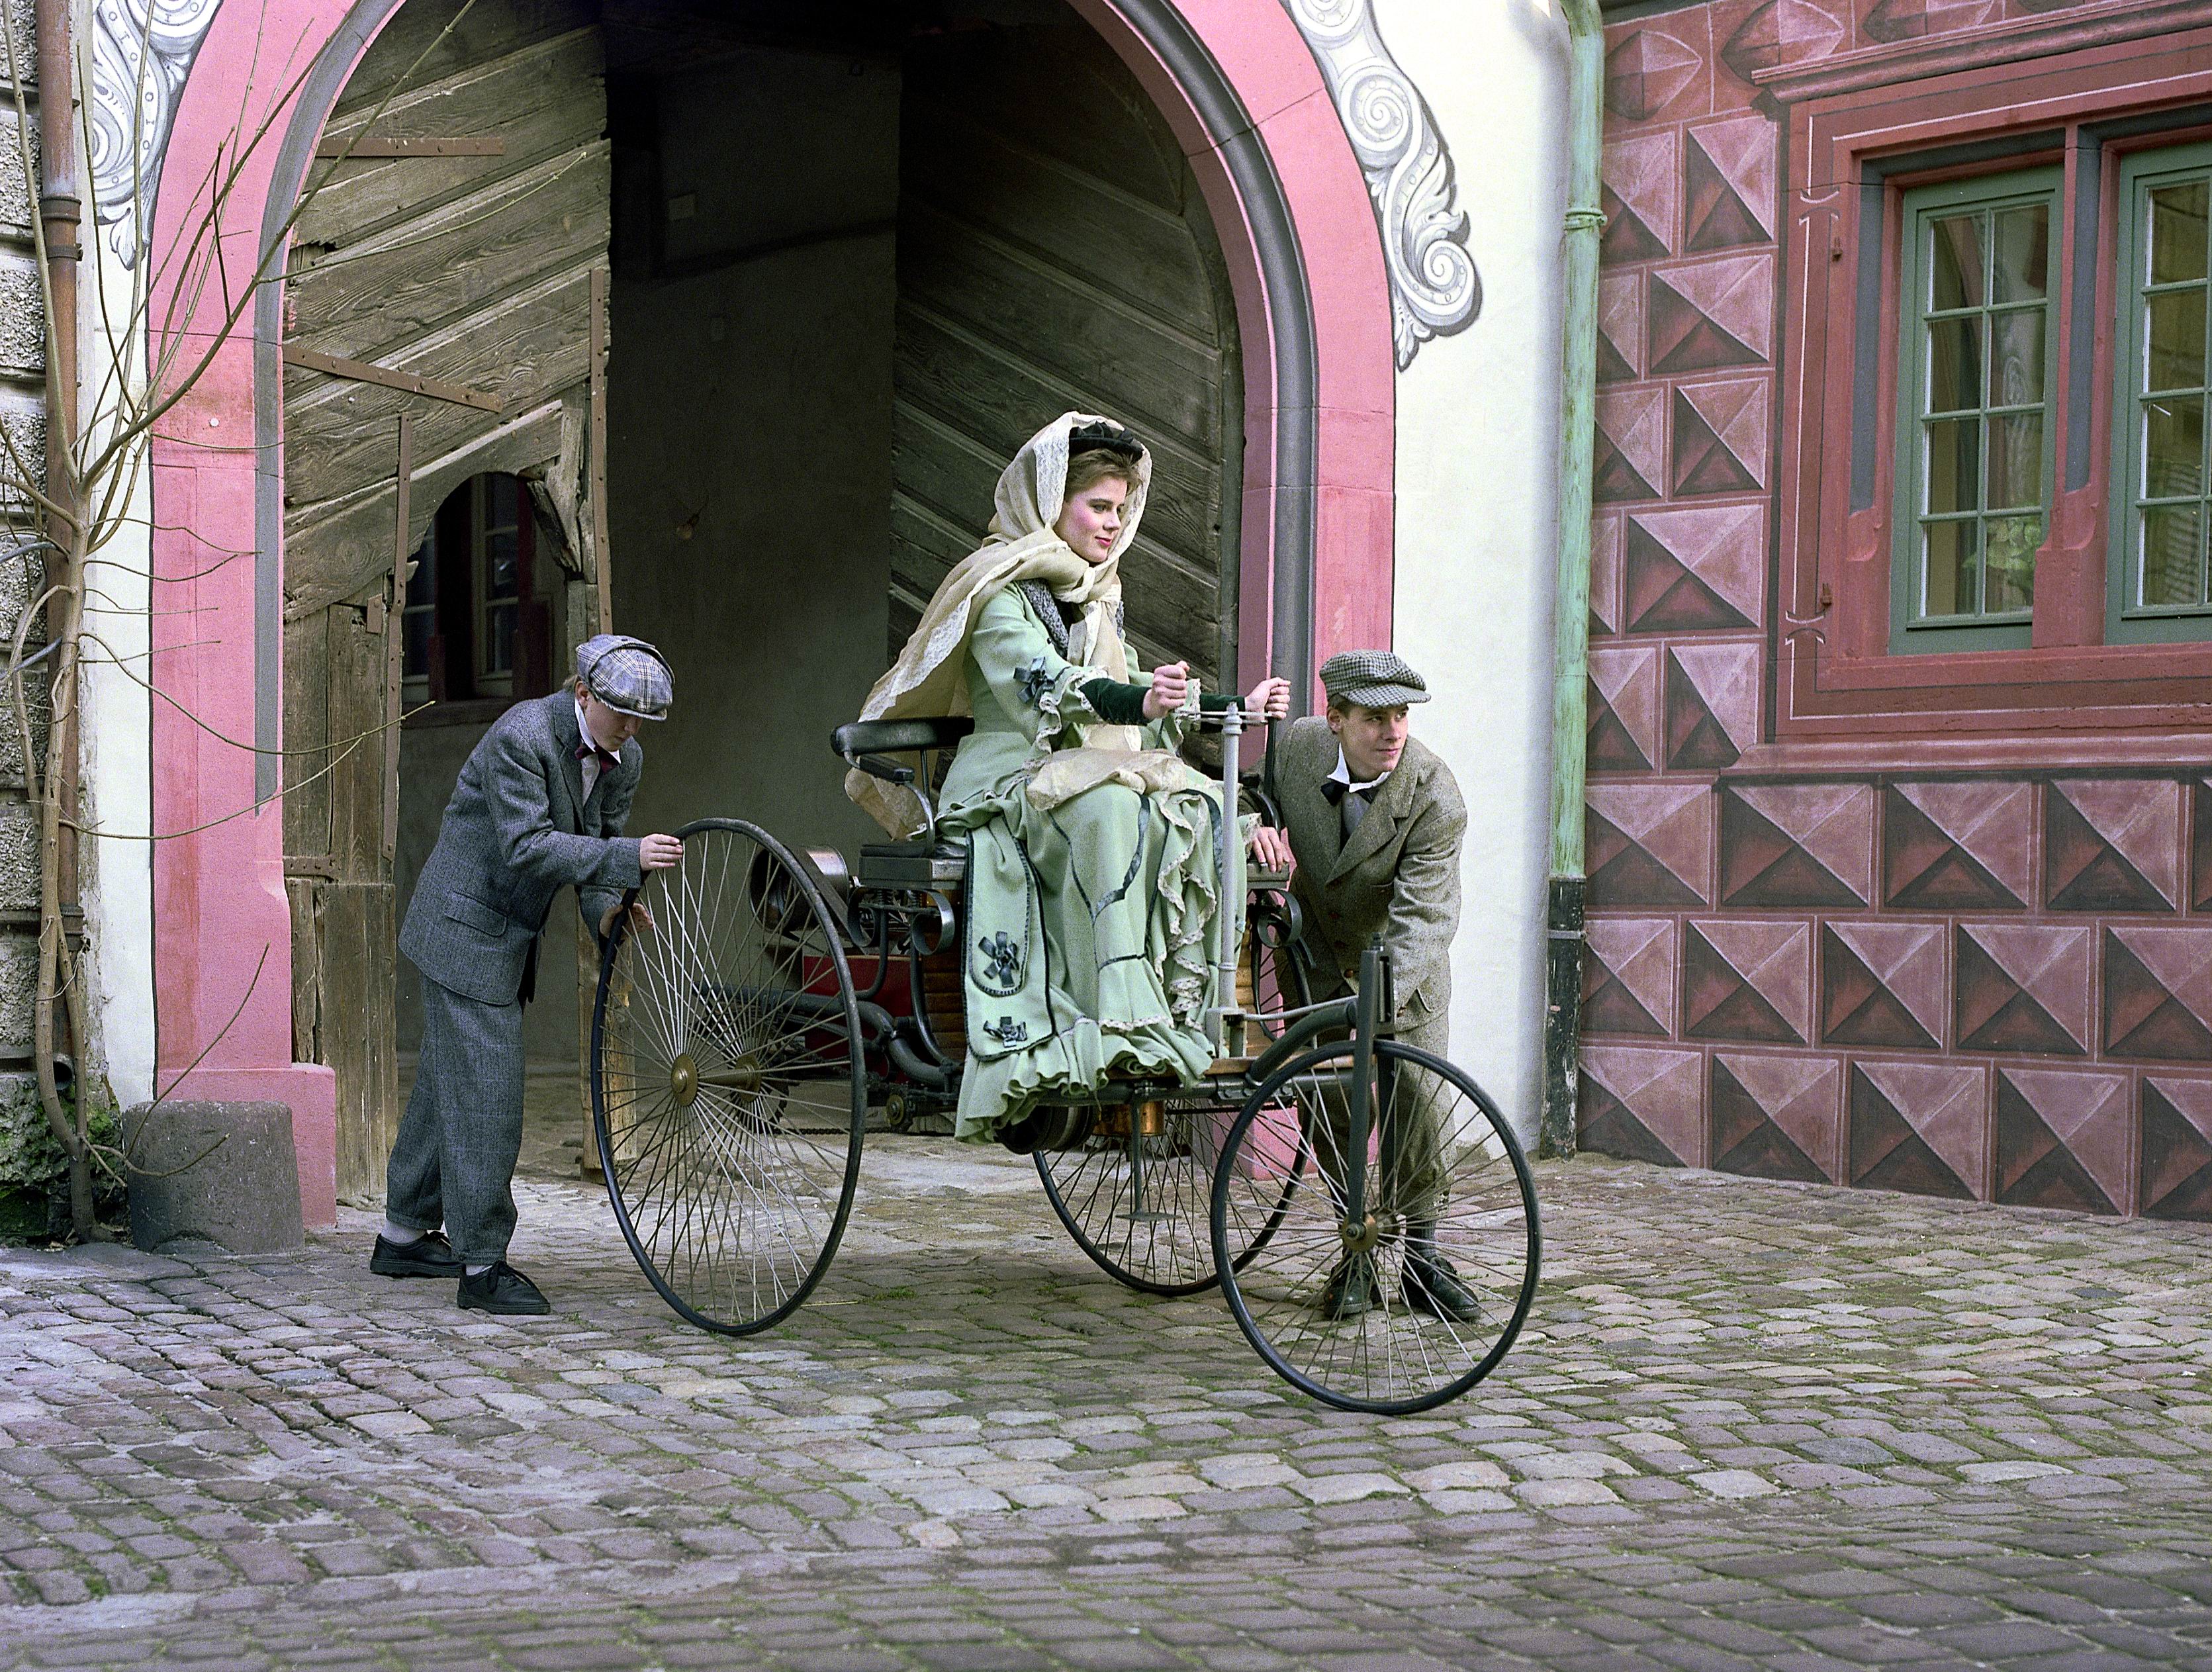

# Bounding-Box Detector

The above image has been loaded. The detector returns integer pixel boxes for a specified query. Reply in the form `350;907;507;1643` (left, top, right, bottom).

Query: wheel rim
591;819;865;1334
1212;1040;1541;1415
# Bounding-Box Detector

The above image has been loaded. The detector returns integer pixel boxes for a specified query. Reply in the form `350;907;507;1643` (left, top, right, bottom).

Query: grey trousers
385;967;526;1266
1309;986;1453;1224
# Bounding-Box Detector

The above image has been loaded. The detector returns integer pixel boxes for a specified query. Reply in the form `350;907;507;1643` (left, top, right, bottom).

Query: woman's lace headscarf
847;412;1152;835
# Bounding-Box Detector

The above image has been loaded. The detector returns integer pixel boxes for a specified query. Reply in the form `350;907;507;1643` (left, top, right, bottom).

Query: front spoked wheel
1211;1040;1540;1414
590;819;865;1334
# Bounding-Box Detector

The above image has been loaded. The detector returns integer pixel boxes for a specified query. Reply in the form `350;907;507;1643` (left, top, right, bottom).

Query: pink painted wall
149;0;1400;1229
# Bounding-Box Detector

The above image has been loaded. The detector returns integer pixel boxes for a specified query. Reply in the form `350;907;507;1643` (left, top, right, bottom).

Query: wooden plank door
281;0;610;1201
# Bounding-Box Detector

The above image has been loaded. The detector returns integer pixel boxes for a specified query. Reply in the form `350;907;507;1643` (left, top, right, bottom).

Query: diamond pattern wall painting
2103;926;2212;1062
1683;917;1812;1044
1582;1045;1706;1166
1992;1066;2131;1215
1717;0;1851;83
1664;643;1761;770
1683;114;1777;252
1589;782;1712;908
1671;376;1769;496
1718;783;1874;907
1602;130;1677;261
1822;921;1946;1050
1623;503;1765;633
1649;253;1775;375
1861;0;2003;41
1596;387;1668;503
1848;1060;1987;1199
1605;24;1705;124
1955;923;2092;1056
1710;1051;1842;1182
2044;779;2180;913
1599;271;1643;384
1884;782;2035;910
1584;917;1677;1037
2139;1076;2212;1221
1589;646;1662;772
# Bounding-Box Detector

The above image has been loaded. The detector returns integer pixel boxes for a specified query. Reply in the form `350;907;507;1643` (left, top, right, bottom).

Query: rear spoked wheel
1211;1039;1540;1414
590;819;865;1334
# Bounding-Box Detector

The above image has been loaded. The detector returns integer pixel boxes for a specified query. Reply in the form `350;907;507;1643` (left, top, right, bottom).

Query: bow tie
576;741;618;770
1323;777;1381;806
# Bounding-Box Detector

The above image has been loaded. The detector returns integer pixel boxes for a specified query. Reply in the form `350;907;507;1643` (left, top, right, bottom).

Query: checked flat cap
576;633;673;720
1319;649;1429;710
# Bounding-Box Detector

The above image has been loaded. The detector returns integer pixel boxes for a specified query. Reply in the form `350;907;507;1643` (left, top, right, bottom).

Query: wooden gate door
281;0;610;1200
891;23;1244;683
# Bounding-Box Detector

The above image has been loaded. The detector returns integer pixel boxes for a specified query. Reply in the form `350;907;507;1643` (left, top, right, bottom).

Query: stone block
0;254;40;377
0;669;48;789
0;926;31;1055
0;796;36;909
124;1099;304;1254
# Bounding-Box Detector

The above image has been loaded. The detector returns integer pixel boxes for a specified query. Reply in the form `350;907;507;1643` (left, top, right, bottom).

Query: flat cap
576;633;673;720
1319;649;1429;710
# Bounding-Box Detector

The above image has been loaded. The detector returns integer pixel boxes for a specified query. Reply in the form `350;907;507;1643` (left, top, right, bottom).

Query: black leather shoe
457;1262;551;1316
1317;1253;1377;1320
1403;1254;1484;1324
370;1230;463;1279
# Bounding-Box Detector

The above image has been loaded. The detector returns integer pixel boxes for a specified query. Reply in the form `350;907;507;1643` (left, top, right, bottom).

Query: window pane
483;531;519;600
1986;413;2043;510
2141;503;2205;607
1921;520;1977;618
1990;205;2049;303
1986;309;2045;407
484;603;516;674
2146;289;2209;393
2144;395;2206;499
487;474;520;528
1923;418;1980;516
402;610;431;678
1925;316;1982;413
404;540;434;606
1984;514;2041;612
2151;181;2210;285
1929;214;1982;312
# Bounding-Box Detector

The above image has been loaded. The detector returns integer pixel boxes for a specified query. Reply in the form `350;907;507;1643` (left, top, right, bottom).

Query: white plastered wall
77;215;157;1110
1384;0;1567;1146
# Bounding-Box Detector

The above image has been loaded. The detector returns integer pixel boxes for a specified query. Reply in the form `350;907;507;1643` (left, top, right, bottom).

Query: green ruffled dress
939;588;1234;1142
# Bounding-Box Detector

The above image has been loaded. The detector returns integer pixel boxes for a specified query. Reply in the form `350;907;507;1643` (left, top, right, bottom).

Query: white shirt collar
1328;747;1390;795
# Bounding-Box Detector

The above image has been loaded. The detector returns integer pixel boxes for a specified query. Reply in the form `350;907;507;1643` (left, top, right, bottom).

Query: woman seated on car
847;412;1289;1147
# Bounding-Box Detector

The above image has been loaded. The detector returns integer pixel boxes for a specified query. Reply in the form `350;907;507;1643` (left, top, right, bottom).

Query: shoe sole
458;1299;551;1316
370;1258;463;1279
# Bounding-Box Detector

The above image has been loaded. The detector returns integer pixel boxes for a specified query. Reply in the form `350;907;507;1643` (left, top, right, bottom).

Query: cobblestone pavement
3;1129;2211;1671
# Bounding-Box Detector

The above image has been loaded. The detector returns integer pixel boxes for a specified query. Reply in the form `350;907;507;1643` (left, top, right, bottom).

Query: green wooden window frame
2111;141;2212;644
1890;168;2062;655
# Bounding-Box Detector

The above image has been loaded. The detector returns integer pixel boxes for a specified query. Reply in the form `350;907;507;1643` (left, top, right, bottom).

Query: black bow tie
1323;778;1379;806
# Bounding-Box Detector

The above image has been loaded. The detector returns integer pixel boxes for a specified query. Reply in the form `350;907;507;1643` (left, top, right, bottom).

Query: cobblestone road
3;1131;2211;1670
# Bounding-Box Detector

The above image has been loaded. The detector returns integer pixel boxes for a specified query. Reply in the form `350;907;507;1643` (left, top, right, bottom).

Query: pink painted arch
146;0;1397;1228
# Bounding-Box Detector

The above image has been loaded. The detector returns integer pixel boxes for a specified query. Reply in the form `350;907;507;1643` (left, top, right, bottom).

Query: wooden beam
384;415;413;865
589;266;612;633
314;136;507;158
283;343;504;413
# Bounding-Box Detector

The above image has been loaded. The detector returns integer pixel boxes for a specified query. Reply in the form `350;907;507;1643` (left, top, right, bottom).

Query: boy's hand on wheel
600;900;657;939
1250;825;1296;875
639;833;684;870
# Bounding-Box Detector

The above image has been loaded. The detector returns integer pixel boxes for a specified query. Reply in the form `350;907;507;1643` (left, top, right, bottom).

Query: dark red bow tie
576;742;618;770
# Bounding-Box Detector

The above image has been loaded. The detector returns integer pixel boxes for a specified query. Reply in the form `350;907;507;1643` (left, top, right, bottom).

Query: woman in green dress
847;412;1289;1144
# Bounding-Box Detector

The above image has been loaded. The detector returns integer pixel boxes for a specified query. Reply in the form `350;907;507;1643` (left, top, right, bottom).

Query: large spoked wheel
1211;1040;1540;1415
590;819;866;1334
1036;923;1311;1295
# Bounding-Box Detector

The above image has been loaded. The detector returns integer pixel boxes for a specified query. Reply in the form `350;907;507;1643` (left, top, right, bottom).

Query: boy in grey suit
372;635;684;1315
1250;650;1481;1323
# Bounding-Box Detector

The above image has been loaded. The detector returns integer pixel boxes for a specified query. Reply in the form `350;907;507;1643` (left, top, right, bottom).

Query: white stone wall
1379;0;1568;1145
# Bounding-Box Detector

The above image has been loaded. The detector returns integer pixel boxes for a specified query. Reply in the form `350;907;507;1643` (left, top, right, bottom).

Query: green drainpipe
1541;0;1607;1160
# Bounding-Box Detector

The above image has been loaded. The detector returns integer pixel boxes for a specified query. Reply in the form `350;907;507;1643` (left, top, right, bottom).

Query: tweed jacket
1272;715;1465;1031
398;690;645;1006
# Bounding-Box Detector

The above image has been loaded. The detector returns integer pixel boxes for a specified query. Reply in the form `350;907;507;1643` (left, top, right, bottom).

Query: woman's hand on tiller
1244;676;1291;721
1144;661;1192;721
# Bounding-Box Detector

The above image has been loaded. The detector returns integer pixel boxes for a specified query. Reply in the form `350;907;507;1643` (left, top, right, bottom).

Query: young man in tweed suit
371;635;684;1315
1250;650;1481;1323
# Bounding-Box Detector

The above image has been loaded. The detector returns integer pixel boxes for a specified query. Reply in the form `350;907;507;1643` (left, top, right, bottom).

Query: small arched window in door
399;473;551;707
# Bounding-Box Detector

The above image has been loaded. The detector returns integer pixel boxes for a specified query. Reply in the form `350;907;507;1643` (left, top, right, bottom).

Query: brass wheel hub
670;1052;698;1107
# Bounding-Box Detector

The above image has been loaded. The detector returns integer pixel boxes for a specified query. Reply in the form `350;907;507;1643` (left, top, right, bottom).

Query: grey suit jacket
1273;715;1465;1035
399;690;645;1006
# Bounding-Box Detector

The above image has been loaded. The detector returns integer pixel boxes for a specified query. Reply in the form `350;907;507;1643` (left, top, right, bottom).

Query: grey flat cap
1319;649;1429;709
576;633;673;720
